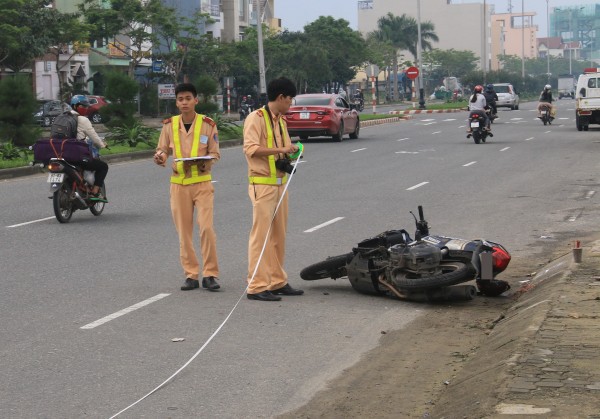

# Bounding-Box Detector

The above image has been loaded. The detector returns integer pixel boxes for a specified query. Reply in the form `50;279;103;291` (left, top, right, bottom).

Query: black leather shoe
202;276;220;291
247;291;282;301
181;278;199;291
271;283;304;296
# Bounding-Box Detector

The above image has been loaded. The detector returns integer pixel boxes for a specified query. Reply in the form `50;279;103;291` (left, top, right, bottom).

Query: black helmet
486;84;494;91
477;279;510;297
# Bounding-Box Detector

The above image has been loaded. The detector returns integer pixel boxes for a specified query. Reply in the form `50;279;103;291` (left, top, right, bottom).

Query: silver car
493;83;519;110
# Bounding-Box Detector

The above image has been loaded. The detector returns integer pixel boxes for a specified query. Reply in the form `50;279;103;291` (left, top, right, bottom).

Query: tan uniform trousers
247;184;288;294
170;181;219;280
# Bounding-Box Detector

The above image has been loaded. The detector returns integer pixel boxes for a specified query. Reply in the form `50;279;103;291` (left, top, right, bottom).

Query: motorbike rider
353;88;364;107
246;95;255;111
483;84;498;117
338;87;348;101
537;84;556;119
64;96;109;202
467;85;491;133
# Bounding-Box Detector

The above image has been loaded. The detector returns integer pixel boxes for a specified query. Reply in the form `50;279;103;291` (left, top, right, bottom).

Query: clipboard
173;156;214;162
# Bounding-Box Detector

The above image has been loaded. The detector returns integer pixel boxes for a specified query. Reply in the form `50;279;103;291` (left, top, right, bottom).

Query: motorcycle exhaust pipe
403;285;477;302
73;191;88;209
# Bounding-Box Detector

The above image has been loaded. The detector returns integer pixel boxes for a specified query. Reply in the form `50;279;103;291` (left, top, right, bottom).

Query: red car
285;93;360;142
77;95;110;124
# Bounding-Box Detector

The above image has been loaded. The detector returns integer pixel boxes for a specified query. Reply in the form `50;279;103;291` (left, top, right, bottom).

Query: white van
575;68;600;131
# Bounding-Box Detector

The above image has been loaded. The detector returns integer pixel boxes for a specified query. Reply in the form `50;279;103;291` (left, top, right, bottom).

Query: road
1;98;598;418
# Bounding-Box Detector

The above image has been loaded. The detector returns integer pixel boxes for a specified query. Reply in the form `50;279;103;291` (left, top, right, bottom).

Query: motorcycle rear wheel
53;183;74;223
300;253;353;280
89;184;106;216
392;261;475;291
472;130;482;144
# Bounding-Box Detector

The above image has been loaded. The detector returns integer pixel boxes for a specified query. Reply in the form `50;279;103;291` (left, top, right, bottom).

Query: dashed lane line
6;216;55;228
431;131;442;134
406;181;429;191
80;293;171;330
463;161;477;167
304;217;345;233
500;147;510;152
350;148;367;152
525;137;534;141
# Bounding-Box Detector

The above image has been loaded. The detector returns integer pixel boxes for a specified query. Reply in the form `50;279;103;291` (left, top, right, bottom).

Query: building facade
490;12;538;71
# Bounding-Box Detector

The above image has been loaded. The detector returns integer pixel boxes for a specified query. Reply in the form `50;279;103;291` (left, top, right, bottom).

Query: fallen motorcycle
300;206;511;302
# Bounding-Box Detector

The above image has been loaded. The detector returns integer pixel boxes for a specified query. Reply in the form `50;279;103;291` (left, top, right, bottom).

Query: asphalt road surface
1;98;598;418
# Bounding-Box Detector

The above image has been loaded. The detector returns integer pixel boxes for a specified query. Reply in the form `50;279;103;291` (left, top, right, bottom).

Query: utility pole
256;0;267;96
417;0;425;109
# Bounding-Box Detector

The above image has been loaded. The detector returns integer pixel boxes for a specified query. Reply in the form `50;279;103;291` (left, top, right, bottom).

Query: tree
101;71;139;127
369;13;438;101
1;0;58;73
302;17;369;87
0;76;40;146
80;0;171;78
0;0;25;65
45;11;93;100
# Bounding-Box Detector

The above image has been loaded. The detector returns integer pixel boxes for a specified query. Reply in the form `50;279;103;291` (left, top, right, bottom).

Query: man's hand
285;144;299;154
154;150;167;166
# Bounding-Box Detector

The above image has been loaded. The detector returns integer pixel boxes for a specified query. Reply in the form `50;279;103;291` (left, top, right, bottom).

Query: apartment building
490;12;538;70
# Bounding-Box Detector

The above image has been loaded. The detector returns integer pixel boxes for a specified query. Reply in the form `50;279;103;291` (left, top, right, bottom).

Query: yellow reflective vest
248;107;288;185
170;114;212;185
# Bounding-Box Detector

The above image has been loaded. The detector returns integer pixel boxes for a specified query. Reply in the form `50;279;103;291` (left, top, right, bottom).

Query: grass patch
360;113;407;121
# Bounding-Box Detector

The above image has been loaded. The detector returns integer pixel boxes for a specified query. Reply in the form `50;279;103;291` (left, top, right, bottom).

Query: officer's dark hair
267;77;297;101
175;83;197;98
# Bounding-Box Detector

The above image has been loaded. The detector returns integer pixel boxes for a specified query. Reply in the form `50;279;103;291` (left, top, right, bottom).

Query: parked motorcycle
467;110;493;144
538;103;554;125
300;206;511;302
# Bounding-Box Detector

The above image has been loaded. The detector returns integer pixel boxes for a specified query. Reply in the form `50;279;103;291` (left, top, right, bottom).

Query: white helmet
544;84;551;90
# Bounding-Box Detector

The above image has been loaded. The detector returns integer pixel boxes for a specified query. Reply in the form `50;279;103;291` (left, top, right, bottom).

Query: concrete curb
431;243;600;417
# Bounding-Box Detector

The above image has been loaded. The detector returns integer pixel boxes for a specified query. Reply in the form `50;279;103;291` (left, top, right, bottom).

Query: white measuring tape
109;149;303;418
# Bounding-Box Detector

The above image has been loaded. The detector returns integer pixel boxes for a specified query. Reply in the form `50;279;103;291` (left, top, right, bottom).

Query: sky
276;0;599;37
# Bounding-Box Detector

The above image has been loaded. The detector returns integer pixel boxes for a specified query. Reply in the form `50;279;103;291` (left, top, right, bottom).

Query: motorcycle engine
389;242;442;273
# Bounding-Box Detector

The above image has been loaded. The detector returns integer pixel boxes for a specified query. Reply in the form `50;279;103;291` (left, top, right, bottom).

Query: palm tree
369;13;438;101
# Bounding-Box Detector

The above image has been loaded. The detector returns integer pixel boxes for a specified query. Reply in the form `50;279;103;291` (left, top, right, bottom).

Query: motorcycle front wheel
392;261;475;291
53;183;74;223
89;184;106;216
300;253;353;280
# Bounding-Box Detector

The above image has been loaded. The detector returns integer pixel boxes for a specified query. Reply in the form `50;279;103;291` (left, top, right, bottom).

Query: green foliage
139;84;160;117
0;76;41;146
106;121;157;148
1;0;58;72
423;49;479;79
205;113;238;136
0;141;29;160
196;102;219;114
102;72;139;127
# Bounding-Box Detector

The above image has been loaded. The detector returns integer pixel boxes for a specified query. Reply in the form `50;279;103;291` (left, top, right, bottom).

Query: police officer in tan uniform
243;77;304;301
153;83;221;292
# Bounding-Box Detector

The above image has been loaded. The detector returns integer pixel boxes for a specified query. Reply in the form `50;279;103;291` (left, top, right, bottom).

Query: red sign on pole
406;66;419;80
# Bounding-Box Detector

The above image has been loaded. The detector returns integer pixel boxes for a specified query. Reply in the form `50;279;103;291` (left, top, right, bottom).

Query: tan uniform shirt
156;113;220;180
243;108;291;179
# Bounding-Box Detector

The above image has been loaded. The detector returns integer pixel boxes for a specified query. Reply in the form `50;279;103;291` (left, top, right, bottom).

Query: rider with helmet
65;95;109;201
483;84;498;117
467;85;491;133
537;84;556;119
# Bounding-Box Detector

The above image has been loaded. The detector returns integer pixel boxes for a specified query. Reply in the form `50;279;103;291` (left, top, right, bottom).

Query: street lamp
255;0;267;96
416;0;425;109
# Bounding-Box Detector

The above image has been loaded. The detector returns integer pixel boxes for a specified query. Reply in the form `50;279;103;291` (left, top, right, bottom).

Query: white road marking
586;191;596;199
500;147;510;152
80;293;171;330
463;161;477;167
6;216;55;228
406;181;429;191
304;217;345;233
350;148;367;152
568;213;579;222
558;117;569;120
431;131;442;134
395;151;419;154
397;138;409;141
423;122;436;126
510;117;523;120
525;137;534;141
422;118;436;122
443;118;456;121
544;130;551;133
458;125;466;128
